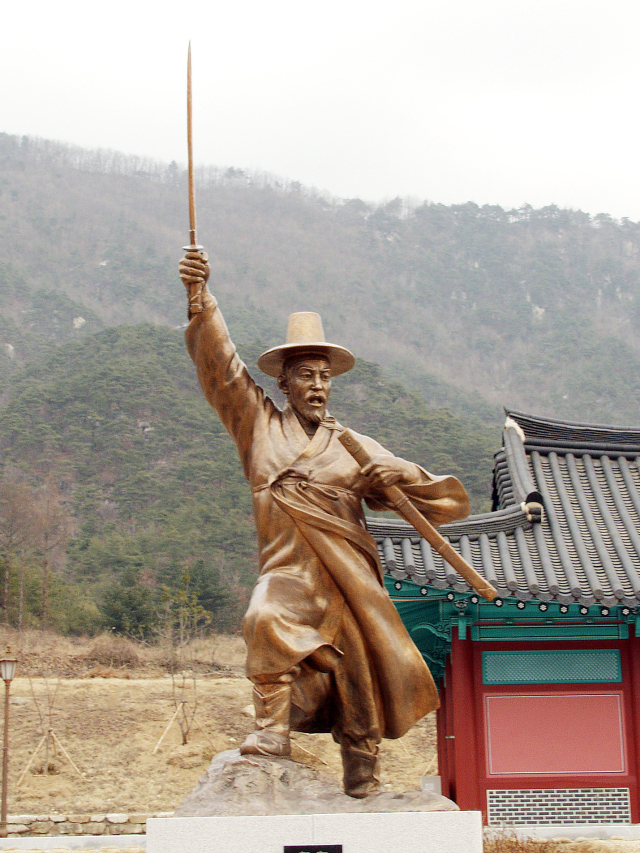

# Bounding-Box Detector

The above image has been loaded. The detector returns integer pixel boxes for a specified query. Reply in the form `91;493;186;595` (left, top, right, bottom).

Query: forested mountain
3;132;640;424
0;325;496;633
2;130;640;635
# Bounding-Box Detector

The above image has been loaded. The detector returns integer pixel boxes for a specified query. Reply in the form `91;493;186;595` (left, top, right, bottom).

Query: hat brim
257;342;355;378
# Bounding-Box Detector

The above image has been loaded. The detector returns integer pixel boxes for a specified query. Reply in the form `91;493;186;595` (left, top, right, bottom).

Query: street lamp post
0;650;17;839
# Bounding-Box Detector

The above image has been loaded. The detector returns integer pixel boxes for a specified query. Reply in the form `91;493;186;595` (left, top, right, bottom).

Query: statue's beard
296;401;326;424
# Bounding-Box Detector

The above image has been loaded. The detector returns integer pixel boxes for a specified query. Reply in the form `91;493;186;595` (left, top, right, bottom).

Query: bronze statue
178;251;470;798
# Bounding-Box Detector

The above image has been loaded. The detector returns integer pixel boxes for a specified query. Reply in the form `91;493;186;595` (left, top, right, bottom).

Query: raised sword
184;41;203;254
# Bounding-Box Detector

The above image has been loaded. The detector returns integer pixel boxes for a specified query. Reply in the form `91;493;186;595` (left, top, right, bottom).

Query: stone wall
6;812;171;837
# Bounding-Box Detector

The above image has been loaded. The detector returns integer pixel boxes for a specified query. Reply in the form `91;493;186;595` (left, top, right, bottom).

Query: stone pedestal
148;750;482;853
147;811;483;853
174;749;458;817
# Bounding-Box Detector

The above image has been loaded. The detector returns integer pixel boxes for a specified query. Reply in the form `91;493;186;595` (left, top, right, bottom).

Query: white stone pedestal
147;811;483;853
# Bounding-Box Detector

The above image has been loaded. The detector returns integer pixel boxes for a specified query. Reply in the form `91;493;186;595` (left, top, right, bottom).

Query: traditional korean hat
257;312;355;377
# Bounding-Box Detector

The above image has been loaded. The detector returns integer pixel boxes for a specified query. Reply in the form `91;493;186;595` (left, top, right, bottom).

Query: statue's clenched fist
359;455;421;489
179;250;210;318
180;251;209;286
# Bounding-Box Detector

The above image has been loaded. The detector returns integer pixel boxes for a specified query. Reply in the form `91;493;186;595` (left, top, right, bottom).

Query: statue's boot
341;738;381;798
240;683;291;758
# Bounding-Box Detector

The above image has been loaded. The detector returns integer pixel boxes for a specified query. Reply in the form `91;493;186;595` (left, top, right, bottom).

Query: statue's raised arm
179;250;268;477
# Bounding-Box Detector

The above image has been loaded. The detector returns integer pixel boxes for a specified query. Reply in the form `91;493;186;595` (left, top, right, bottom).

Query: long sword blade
187;42;198;248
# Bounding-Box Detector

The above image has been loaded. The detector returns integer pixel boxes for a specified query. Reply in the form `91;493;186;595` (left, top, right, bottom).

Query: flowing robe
186;293;470;742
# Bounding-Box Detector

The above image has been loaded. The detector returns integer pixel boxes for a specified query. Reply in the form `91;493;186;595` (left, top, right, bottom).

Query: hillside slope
2;134;640;424
0;324;497;632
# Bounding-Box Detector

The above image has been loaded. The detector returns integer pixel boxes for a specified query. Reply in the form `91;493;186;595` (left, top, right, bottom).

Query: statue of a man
179;251;469;798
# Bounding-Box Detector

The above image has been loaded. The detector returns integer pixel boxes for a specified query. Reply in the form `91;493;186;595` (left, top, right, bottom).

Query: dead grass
0;628;246;677
5;629;640;853
484;833;565;852
83;665;132;678
484;832;640;852
7;672;437;815
0;628;434;814
85;633;141;668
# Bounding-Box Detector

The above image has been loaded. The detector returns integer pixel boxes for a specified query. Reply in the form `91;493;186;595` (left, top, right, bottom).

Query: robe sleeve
396;466;470;527
360;435;470;527
184;288;267;475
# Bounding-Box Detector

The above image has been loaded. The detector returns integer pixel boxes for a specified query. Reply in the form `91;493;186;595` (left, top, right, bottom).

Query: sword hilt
338;428;497;601
182;244;206;316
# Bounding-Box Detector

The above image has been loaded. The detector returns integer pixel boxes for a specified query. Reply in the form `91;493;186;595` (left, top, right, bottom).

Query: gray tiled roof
369;409;640;607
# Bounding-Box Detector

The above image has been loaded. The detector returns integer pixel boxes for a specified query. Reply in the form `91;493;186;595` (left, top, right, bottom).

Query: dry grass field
2;629;640;852
3;629;436;816
485;839;640;853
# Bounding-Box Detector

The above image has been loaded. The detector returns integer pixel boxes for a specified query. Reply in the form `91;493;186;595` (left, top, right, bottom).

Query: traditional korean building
370;409;640;826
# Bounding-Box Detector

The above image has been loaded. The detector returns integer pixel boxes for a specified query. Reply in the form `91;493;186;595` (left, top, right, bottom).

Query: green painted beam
385;576;636;649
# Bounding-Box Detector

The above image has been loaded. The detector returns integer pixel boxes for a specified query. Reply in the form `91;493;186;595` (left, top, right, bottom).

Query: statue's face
280;354;332;424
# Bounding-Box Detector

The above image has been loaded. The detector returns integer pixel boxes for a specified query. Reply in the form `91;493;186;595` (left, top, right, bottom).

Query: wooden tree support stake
153;703;184;754
17;729;82;786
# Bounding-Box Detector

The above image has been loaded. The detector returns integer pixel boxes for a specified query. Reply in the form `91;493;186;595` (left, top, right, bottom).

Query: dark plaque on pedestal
284;846;342;853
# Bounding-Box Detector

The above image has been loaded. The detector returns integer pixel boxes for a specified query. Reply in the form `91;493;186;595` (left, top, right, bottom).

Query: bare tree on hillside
0;480;35;627
33;481;72;632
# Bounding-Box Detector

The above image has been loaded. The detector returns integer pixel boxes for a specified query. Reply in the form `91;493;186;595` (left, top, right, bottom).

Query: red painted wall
485;692;626;775
440;636;639;823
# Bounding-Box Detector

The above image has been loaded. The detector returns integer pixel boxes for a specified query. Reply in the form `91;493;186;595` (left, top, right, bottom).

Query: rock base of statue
146;750;483;853
175;749;458;816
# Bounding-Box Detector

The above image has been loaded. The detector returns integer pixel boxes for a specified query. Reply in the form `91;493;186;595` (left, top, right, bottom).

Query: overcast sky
2;1;639;220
